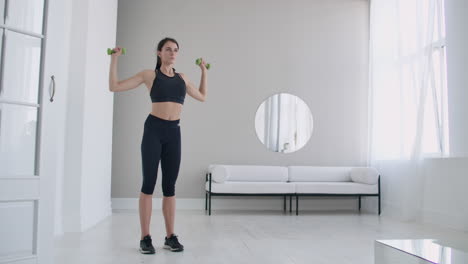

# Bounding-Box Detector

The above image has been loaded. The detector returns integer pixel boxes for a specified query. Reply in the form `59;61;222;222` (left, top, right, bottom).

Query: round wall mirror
255;93;313;153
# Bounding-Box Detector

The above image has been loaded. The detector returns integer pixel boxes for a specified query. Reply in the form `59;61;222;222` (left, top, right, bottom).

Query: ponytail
155;56;161;71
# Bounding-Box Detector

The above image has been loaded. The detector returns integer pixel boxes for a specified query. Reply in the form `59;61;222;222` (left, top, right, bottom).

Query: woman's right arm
109;47;147;92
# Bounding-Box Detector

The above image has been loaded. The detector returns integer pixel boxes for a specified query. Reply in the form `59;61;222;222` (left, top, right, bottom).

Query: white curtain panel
278;94;298;152
265;94;280;151
368;0;447;220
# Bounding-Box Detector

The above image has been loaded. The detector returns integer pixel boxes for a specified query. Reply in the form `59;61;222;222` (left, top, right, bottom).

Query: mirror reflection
255;93;313;153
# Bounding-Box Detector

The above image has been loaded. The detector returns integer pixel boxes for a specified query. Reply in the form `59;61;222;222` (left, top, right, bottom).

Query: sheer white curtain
259;94;313;153
278;94;298;152
276;94;313;152
263;95;280;151
263;94;298;152
368;0;448;219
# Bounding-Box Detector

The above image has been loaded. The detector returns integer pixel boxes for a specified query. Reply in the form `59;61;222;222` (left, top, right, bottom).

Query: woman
109;37;208;254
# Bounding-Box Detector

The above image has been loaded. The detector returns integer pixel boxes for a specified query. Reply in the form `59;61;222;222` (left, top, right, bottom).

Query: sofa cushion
288;166;352;182
350;167;379;185
208;165;288;183
205;181;295;194
295;182;378;194
208;164;229;183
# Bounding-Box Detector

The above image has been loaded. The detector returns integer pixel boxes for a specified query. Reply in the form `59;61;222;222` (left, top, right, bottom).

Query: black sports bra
150;69;186;105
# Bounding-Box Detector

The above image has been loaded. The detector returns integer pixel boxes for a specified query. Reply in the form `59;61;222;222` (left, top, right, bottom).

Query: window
369;0;449;160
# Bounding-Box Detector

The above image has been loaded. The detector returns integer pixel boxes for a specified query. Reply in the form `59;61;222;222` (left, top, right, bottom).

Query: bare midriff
150;102;182;121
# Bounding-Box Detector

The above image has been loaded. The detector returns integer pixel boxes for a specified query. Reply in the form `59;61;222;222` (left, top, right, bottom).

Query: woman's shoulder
141;69;157;75
138;70;157;89
140;69;156;79
177;72;187;80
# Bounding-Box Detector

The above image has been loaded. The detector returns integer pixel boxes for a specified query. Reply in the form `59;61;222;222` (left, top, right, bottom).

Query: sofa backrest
208;164;288;183
288;166;352;182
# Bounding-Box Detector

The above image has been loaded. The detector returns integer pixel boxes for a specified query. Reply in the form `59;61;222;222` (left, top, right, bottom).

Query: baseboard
111;196;365;211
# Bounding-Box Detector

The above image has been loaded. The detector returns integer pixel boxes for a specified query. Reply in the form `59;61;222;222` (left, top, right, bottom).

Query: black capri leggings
140;114;181;196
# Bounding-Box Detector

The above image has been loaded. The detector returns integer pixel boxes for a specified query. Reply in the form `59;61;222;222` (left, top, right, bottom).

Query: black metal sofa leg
358;196;361;211
296;195;299;215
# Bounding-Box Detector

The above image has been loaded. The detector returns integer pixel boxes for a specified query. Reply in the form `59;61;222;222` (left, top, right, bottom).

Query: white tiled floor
54;209;468;264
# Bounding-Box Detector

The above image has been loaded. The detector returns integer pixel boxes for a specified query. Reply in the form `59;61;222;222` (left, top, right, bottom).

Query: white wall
59;0;118;234
80;0;117;232
421;158;468;230
52;0;72;237
112;0;370;202
363;157;468;231
60;0;85;235
445;0;468;157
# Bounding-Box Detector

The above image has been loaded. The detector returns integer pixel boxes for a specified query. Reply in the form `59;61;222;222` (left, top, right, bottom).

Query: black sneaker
163;234;184;252
139;235;156;254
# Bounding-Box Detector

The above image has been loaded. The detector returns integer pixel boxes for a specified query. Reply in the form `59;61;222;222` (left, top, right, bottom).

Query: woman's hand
198;58;208;72
111;46;124;58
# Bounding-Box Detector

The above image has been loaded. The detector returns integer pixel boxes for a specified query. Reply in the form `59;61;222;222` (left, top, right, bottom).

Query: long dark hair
155;37;179;71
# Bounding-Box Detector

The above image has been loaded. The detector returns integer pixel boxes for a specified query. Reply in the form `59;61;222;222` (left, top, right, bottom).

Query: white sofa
205;165;381;215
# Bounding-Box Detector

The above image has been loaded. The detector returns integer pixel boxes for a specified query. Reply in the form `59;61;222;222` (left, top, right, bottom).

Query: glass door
0;0;47;263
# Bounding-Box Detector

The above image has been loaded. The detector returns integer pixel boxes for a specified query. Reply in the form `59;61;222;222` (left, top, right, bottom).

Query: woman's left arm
180;60;208;102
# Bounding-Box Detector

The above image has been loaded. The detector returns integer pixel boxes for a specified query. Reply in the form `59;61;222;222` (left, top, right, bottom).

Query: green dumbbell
107;48;126;55
195;58;211;70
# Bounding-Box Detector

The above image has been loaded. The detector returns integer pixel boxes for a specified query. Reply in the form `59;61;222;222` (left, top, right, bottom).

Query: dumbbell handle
195;58;211;70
